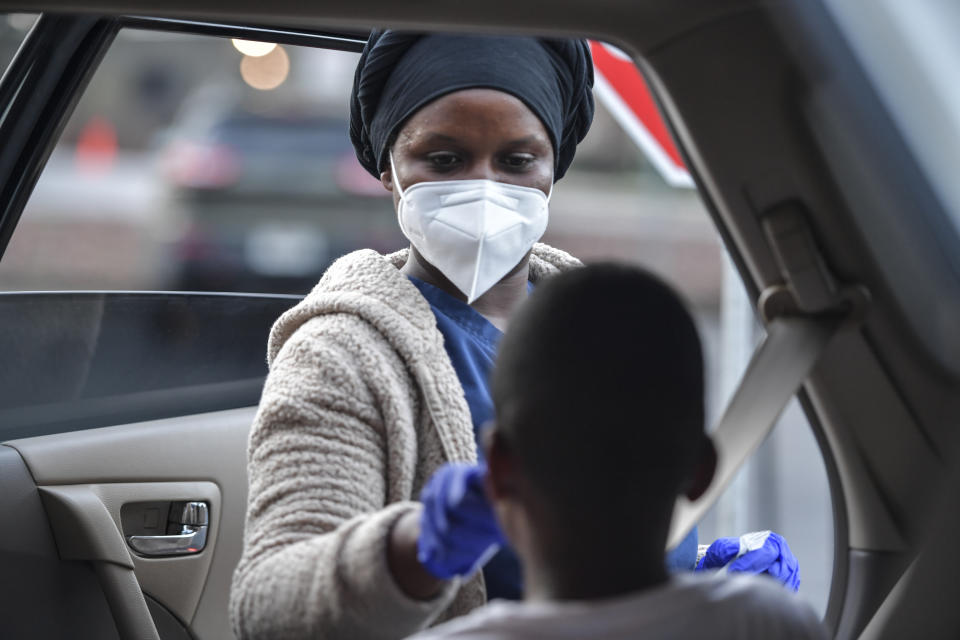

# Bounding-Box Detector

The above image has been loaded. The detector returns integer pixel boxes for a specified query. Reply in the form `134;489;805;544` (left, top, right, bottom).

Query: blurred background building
0;19;833;614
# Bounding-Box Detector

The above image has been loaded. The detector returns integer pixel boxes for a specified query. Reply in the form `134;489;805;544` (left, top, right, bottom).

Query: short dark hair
492;263;705;525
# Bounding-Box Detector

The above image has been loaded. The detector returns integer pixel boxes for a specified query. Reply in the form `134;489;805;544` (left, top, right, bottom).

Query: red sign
589;41;693;188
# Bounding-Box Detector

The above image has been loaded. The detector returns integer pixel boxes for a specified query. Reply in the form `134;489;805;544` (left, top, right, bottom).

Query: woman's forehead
397;89;551;145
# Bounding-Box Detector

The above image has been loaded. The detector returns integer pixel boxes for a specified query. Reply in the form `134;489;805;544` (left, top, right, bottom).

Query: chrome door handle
127;501;209;557
128;524;208;557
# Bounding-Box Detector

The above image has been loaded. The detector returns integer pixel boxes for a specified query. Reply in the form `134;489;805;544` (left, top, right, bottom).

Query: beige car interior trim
809;384;906;552
96;562;163;640
8;406;255;640
857;556;917;640
39;482;222;627
38;484;136;568
857;441;960;639
36;485;161;640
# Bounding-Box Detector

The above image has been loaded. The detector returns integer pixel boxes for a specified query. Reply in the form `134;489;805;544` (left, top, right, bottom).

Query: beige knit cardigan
230;244;581;640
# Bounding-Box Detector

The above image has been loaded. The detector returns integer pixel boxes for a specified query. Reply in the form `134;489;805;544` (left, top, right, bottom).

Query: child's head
487;263;715;565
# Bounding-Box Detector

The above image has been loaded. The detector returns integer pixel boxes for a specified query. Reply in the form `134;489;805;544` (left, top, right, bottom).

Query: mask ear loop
390;151;415;240
389;152;406;199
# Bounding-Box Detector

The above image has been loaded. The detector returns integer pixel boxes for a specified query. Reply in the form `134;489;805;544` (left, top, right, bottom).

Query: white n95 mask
393;168;550;304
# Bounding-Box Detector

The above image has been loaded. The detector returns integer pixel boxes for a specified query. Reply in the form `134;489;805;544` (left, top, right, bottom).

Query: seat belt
667;202;869;549
667;312;844;549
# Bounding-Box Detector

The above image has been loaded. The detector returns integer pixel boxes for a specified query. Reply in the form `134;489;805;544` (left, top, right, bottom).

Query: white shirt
408;574;827;640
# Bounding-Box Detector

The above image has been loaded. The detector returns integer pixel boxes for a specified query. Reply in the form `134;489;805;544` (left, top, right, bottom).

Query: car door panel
0;289;288;638
0;444;120;639
38;481;222;630
6;407;255;639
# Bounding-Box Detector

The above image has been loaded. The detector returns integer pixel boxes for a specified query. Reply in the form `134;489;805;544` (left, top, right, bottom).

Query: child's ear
483;425;518;502
484;425;531;552
684;437;717;501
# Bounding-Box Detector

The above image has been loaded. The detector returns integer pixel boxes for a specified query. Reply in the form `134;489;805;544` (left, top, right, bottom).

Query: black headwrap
349;31;594;181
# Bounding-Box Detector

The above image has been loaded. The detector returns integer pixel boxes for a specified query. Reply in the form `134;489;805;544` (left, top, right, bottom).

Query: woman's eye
502;154;535;169
426;152;461;169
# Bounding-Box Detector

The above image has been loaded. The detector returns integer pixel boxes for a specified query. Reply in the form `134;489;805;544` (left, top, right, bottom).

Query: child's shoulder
677;573;826;638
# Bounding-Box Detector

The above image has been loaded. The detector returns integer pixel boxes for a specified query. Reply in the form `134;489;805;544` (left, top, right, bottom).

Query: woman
230;31;797;640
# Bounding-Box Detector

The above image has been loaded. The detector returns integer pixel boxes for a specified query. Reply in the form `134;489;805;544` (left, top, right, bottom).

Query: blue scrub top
409;276;699;600
409;275;525;600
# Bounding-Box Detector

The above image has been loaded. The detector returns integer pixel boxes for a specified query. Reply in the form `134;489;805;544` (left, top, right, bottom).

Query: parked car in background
159;98;396;293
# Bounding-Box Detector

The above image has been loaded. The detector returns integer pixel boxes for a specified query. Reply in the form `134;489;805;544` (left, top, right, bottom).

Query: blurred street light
231;39;277;57
239;46;290;91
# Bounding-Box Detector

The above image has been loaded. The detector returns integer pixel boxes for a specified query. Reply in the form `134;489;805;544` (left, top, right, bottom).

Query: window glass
3;29;394;293
2;27;832;615
0;14;36;70
0;292;294;440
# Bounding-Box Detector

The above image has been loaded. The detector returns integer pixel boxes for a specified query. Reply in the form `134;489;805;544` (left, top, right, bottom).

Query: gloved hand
695;530;800;591
417;463;506;579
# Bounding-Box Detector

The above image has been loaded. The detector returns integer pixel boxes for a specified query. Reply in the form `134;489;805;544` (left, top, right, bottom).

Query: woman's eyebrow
419;133;460;145
414;133;546;146
504;135;547;147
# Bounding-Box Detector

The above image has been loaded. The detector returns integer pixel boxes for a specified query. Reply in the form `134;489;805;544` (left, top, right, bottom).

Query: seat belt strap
667;314;844;549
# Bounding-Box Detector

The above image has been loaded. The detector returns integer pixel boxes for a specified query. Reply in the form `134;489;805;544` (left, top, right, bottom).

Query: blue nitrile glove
695;530;801;591
417;463;506;579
